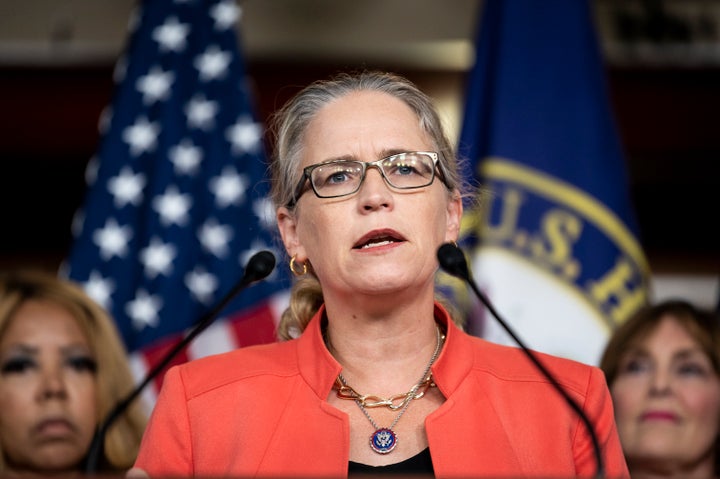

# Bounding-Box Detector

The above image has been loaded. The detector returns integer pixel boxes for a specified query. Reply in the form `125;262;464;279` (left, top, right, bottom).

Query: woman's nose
357;168;392;211
37;367;68;400
648;369;672;396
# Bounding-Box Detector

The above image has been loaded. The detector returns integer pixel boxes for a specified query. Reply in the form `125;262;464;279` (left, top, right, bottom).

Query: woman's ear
276;206;306;261
445;193;463;243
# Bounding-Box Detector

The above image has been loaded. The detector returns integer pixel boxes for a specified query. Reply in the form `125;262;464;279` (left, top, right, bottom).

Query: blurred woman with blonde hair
0;270;146;476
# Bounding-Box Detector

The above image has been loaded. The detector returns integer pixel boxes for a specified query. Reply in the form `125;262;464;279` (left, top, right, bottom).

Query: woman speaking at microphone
132;70;629;478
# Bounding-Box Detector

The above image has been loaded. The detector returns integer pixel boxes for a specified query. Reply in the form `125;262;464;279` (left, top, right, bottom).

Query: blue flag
63;0;290;401
452;0;650;365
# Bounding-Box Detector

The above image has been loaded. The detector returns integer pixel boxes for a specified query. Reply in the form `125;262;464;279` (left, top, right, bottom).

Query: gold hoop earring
289;255;307;276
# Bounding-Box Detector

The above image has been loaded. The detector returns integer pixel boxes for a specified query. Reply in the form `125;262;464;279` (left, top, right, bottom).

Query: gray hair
268;70;467;210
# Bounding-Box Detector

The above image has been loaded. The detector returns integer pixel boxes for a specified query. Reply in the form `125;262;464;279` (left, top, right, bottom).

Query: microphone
437;243;605;479
84;250;277;473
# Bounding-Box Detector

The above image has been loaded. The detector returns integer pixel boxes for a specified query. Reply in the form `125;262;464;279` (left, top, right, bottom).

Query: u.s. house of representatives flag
453;0;650;365
63;0;290;405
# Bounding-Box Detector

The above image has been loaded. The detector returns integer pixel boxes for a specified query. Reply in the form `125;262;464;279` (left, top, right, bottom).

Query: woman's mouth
358;238;397;249
33;418;77;439
353;230;405;249
640;410;679;422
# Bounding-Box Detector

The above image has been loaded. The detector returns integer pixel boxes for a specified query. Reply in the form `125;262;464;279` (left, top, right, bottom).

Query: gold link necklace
335;324;445;454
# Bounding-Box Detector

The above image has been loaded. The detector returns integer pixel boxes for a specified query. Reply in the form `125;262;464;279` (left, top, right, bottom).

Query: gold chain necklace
335;324;445;454
333;375;436;410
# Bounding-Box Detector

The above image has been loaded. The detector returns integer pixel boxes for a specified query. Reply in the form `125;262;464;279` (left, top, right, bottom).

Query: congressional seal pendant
370;428;397;454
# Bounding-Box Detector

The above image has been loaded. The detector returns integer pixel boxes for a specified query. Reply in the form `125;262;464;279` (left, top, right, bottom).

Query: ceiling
0;0;481;69
2;0;720;69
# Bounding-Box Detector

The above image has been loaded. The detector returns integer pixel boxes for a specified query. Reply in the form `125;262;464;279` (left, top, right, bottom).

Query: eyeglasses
288;151;446;207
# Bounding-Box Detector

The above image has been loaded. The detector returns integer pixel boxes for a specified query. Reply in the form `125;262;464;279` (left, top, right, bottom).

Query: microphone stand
83;250;276;474
437;242;605;479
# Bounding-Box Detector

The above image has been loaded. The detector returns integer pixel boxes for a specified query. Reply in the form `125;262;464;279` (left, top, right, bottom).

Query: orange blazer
134;303;629;478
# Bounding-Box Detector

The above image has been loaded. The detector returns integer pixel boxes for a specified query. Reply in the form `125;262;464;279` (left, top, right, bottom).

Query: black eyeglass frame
286;151;448;207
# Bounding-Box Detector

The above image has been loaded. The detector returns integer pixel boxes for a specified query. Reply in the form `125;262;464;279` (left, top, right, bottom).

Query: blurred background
0;0;718;307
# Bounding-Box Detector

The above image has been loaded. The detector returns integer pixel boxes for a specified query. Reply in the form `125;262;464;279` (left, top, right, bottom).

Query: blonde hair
0;270;147;472
268;70;470;339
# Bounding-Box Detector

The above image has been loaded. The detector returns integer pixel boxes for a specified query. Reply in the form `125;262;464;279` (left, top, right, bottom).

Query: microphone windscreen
245;250;276;282
437;243;470;280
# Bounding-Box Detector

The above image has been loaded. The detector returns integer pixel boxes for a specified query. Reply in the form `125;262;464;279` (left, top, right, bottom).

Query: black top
348;448;434;475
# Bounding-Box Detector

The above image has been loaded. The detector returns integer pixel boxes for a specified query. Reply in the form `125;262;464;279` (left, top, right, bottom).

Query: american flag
63;0;290;407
